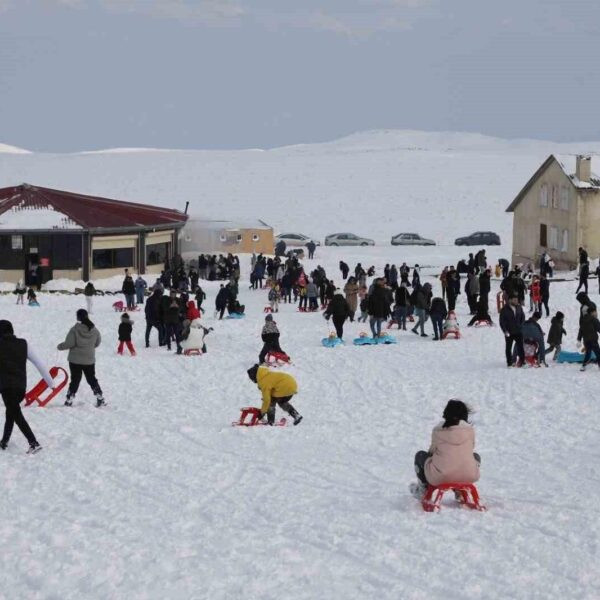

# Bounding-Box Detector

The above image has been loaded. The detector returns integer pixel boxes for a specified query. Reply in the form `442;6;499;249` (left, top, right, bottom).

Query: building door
25;252;40;288
539;224;547;248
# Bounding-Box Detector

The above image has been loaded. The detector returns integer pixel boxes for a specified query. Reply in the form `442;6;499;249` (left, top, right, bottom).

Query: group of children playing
14;281;39;306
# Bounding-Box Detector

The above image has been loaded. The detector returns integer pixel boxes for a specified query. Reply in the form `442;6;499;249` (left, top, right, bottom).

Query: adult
576;261;589;294
57;309;105;407
446;266;458;311
305;240;316;260
122;274;136;310
84;281;96;314
499;295;525;367
274;239;287;258
394;283;411;330
324;290;352;340
579;246;588;270
579;307;600;371
135;275;148;305
343;277;360;320
144;288;164;348
367;278;391;338
478;268;491;313
498;258;510;279
539;273;550;317
466;273;480;315
163;294;183;353
411;283;432;337
339;261;350;280
0;320;52;454
429;296;448;341
215;284;231;320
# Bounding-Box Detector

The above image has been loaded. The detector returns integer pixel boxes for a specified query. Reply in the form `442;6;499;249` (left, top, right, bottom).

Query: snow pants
68;363;102;396
1;388;37;446
118;340;136;355
414;451;481;485
266;395;299;425
583;340;600;367
431;314;443;339
332;315;346;339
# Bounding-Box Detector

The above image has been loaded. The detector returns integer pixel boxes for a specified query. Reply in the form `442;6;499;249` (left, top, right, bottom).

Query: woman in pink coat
413;400;480;495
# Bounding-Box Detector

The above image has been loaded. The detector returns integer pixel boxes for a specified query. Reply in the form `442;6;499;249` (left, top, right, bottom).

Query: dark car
455;231;501;246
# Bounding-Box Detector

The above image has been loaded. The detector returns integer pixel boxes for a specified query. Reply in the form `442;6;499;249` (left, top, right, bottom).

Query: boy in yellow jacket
247;364;303;426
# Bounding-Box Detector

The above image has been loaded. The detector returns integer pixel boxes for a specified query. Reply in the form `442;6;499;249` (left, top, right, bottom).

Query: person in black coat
546;311;565;360
324;290;352;339
498;258;509;278
576;292;597;344
539;273;550;317
446;267;458;311
117;313;136;355
163;296;183;353
478;268;491;312
258;315;286;363
339;261;350;280
122;275;136;310
305;241;316;259
144;289;164;348
367;279;392;337
576;261;589;294
580;308;600;371
393;283;411;330
215;285;231;320
499;295;525;367
429;297;448;340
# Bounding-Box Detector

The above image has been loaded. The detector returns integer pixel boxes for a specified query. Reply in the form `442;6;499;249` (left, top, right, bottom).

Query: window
92;248;134;269
551;185;559;209
549;226;559;250
540;224;547;247
562;229;569;253
540;184;548;207
236;234;242;243
252;234;260;242
146;242;169;266
560;186;570;210
52;234;82;269
11;235;23;250
219;233;227;242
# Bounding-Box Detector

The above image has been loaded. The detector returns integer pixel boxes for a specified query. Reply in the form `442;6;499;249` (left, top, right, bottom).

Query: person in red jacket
186;300;201;322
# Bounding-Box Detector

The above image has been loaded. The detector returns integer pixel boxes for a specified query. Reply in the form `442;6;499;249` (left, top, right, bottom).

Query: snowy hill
0;130;599;246
0;142;30;154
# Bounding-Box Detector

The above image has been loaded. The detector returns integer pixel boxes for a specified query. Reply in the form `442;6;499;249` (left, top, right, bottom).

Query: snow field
1;246;599;599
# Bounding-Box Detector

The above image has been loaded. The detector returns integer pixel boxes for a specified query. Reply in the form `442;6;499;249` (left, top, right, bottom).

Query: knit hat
532;311;541;320
247;364;259;383
265;314;273;322
0;320;14;336
555;311;564;320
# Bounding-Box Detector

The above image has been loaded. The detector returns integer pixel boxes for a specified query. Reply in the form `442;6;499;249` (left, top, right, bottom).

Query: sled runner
183;349;202;356
422;483;486;513
265;351;291;365
24;366;68;407
232;407;286;427
473;319;493;327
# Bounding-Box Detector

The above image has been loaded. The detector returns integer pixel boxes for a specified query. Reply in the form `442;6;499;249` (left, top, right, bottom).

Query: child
258;314;288;364
27;288;39;306
186;300;201;321
117;313;136;356
546;311;566;361
268;284;281;313
412;400;480;497
15;280;26;305
358;295;369;323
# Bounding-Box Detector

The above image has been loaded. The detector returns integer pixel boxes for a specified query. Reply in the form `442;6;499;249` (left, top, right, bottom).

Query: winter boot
409;482;427;499
580;364;586;372
27;442;42;454
95;392;106;408
0;440;7;450
64;391;75;407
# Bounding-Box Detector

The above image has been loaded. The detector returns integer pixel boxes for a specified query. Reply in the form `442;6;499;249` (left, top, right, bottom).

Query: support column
82;232;90;282
138;232;146;275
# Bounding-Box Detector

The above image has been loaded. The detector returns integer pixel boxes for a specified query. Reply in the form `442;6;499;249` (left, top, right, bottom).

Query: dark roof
0;183;188;230
506;154;600;213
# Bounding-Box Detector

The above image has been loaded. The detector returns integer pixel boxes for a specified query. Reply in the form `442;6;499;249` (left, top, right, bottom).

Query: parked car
324;233;375;247
275;233;320;247
391;233;436;246
454;231;501;246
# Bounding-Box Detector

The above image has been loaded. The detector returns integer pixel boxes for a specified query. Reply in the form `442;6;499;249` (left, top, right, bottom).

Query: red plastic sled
422;483;486;513
183;349;202;356
24;366;69;407
265;351;291;366
264;306;273;313
387;319;399;330
232;406;287;427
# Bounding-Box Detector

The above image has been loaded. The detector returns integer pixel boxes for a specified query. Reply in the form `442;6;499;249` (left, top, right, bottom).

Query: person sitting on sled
246;364;302;425
412;399;480;498
27;288;39;306
258;314;288;364
181;319;212;353
467;297;493;327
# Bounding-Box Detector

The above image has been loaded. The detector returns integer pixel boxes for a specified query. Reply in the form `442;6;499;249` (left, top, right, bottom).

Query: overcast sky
0;0;598;152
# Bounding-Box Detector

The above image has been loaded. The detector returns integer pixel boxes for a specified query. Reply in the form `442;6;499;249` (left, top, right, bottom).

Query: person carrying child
258;314;288;363
412;399;480;498
246;364;302;425
117;313;136;356
546;311;566;361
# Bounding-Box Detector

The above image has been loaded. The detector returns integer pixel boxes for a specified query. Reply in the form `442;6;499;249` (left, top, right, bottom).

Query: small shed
180;218;274;257
0;183;188;285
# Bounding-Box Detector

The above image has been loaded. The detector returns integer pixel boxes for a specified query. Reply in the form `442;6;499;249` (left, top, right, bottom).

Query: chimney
576;155;591;183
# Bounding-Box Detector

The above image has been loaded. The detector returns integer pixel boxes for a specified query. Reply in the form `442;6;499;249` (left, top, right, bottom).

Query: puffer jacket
425;421;480;486
57;323;101;365
256;366;298;413
547;317;565;346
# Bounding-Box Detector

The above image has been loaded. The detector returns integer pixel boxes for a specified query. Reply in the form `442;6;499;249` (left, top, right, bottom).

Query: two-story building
506;155;600;269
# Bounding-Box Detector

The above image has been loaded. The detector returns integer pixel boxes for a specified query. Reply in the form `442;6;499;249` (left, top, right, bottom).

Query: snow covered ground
2;245;599;599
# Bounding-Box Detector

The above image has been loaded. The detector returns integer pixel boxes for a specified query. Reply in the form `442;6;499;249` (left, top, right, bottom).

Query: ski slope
1;246;599;599
1;129;600;245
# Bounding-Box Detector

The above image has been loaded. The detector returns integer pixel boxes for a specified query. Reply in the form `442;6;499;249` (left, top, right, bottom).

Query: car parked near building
275;233;320;246
324;233;375;247
391;233;436;246
454;231;501;246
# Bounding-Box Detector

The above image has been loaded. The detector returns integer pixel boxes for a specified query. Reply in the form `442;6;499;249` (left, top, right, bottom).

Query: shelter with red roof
0;183;188;285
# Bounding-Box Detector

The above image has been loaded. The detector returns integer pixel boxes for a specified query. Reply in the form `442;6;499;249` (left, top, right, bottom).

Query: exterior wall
53;269;84;280
0;269;22;284
180;223;274;256
511;159;579;269
580;192;600;259
145;264;164;275
90;267;134;280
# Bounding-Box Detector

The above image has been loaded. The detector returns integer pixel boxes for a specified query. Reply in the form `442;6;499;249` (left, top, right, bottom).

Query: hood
73;322;96;340
433;421;473;445
576;292;591;306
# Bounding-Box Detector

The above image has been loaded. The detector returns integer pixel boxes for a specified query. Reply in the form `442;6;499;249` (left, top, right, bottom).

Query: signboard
40;258;50;267
29;247;38;253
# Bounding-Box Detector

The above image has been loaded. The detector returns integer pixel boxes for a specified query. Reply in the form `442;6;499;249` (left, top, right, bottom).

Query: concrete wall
180;224;274;256
0;270;21;284
512;159;579;269
580;192;600;259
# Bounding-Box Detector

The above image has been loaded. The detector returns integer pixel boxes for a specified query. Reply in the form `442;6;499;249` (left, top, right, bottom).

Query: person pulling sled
246;364;302;426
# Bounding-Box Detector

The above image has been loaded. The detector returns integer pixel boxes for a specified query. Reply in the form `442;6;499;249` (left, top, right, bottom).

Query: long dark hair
442;399;470;428
76;308;95;331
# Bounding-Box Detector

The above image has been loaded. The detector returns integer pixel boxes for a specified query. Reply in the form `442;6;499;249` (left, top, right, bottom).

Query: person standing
579;307;600;372
367;278;391;338
343;277;359;320
58;309;105;407
0;320;53;454
339;261;350;280
499;295;525;367
122;274;136;310
324;289;352;340
576;261;589;294
145;288;163;348
84;281;96;314
135;275;148;305
539;273;550;317
305;241;316;260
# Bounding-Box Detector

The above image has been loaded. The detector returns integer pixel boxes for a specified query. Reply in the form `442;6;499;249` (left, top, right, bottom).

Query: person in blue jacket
135;275;147;305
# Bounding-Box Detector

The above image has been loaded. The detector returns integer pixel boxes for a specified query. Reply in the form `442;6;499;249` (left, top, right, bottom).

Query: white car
324;233;375;247
275;233;320;246
391;233;436;246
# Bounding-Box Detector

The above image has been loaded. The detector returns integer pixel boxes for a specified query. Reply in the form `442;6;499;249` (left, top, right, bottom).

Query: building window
549;226;559;250
539;223;547;247
11;235;23;250
219;234;227;242
560;186;570;210
562;229;569;253
92;248;134;269
551;185;559;209
236;234;242;243
252;234;260;242
146;242;169;266
539;184;548;207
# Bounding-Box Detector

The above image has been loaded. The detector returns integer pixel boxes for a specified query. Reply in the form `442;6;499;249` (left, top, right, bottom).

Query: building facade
506;155;600;269
0;184;187;285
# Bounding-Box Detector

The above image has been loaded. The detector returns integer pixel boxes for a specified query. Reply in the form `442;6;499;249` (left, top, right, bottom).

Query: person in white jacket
180;319;212;353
